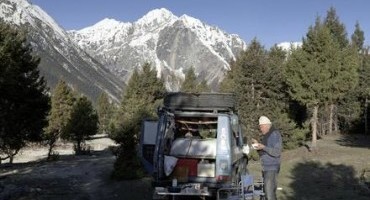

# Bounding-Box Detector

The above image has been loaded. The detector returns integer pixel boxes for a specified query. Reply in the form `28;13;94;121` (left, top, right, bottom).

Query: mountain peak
94;18;122;27
136;8;177;27
179;14;203;27
76;18;131;32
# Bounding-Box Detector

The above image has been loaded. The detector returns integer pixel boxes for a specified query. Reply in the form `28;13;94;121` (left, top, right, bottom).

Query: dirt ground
248;133;370;200
0;134;369;200
0;135;153;200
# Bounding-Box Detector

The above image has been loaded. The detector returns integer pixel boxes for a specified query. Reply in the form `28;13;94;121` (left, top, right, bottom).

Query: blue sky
30;0;370;48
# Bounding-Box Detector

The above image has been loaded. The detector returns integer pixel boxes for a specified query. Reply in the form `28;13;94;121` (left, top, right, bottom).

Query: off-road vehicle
139;92;250;198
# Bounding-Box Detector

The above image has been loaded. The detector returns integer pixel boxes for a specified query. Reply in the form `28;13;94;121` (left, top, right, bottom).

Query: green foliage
285;11;360;144
180;66;211;92
63;96;98;154
44;79;75;158
351;22;365;52
223;39;269;136
96;92;114;135
324;7;349;48
0;22;50;162
286;17;358;106
111;62;165;180
181;66;198;92
221;39;305;149
111;149;145;180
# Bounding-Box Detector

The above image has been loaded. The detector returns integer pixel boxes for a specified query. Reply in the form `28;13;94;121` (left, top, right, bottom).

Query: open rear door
139;120;158;174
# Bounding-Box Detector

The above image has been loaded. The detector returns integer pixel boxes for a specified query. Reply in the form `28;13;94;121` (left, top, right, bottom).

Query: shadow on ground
282;161;370;200
335;134;370;148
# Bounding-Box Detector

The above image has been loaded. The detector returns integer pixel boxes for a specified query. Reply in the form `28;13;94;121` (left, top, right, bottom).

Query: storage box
197;163;215;177
176;159;198;176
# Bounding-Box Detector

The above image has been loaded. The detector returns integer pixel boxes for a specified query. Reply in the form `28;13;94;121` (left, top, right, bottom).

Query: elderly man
252;116;282;200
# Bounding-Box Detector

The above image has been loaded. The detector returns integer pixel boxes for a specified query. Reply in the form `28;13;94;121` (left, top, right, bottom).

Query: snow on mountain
135;8;177;31
0;0;123;102
69;8;247;90
277;41;302;51
1;0;66;40
1;0;305;101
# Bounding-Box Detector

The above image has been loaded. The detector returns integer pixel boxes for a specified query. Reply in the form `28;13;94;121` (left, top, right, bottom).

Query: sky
29;0;370;48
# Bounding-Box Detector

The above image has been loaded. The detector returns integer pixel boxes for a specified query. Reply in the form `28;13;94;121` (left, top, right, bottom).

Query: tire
163;92;235;110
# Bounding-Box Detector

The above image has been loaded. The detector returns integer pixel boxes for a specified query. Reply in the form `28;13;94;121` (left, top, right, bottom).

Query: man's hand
254;143;265;150
251;138;258;144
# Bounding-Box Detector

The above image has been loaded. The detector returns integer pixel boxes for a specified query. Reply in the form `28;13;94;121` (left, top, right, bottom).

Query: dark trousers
263;170;278;200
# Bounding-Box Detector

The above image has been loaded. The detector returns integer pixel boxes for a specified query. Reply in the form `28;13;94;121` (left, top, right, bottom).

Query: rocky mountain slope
68;8;247;90
0;0;124;103
1;0;248;102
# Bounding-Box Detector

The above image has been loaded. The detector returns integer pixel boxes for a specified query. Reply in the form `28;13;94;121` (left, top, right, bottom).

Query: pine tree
351;22;365;52
197;80;211;92
324;7;358;134
0;22;50;163
96;92;114;135
44;79;75;159
63;96;98;154
360;53;370;134
267;45;306;149
285;16;359;149
111;62;165;179
324;7;348;48
221;40;305;148
181;66;198;92
180;66;211;93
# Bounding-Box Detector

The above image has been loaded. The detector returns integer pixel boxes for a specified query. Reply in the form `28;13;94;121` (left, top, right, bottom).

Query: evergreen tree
221;40;305;149
197;80;211;92
63;96;98;154
0;22;50;163
267;45;307;149
324;7;358;134
233;39;268;136
44;79;75;159
285;16;359;149
181;66;198;92
220;59;238;93
324;7;348;48
351;22;365;52
111;62;165;179
96;92;114;135
360;53;370;134
180;66;211;93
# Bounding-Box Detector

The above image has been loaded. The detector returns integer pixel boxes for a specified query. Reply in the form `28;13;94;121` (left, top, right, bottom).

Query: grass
248;133;370;200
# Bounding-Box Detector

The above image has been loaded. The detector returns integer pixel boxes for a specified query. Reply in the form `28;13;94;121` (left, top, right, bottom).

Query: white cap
259;116;271;125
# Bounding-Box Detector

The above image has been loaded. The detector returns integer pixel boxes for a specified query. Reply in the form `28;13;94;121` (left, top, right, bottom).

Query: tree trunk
311;105;319;150
47;137;56;160
366;98;368;135
334;105;339;133
76;140;81;155
329;104;334;134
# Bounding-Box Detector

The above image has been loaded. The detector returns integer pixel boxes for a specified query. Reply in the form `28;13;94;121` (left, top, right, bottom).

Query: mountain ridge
2;0;251;101
0;0;124;103
68;7;247;90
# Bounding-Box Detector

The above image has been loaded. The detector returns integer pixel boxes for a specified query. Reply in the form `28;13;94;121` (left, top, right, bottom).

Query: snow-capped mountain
1;0;247;101
68;8;247;90
0;0;123;102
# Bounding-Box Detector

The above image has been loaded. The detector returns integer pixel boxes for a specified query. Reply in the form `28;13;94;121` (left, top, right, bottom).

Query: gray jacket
260;127;282;172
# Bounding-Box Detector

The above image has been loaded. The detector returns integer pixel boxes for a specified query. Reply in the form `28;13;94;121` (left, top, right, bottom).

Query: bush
111;148;145;180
